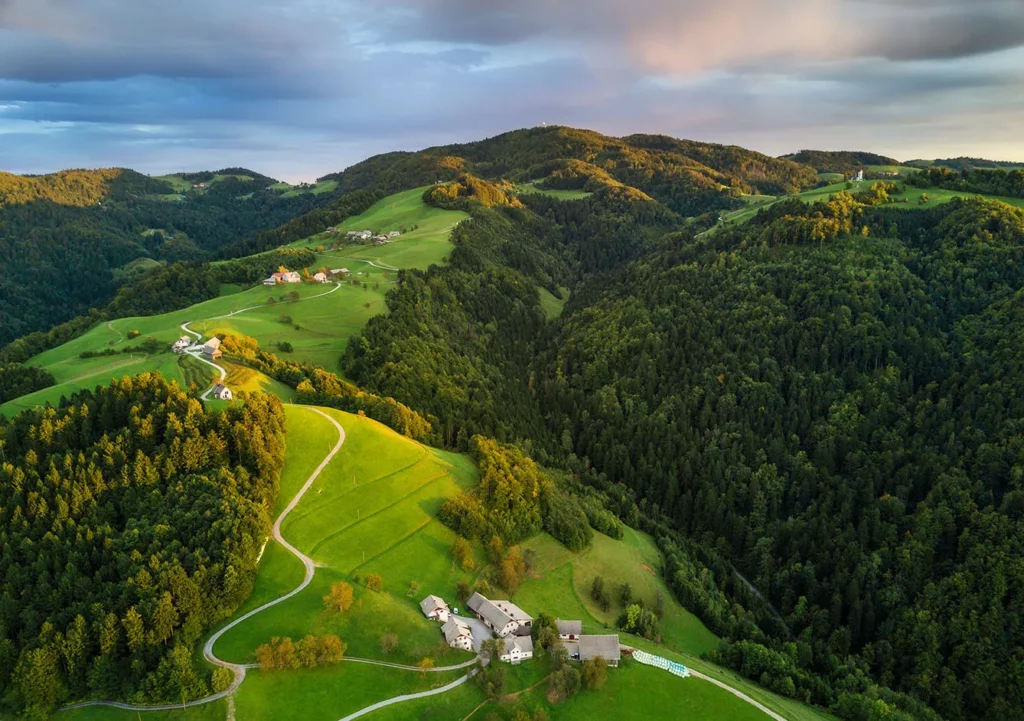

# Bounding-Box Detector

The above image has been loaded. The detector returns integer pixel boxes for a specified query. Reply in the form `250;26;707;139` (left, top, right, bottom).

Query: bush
365;573;383;592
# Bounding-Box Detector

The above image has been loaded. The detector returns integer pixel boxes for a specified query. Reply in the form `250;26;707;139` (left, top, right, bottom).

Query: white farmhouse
500;635;534;664
210;384;233;401
419;595;450;622
442;618;474;651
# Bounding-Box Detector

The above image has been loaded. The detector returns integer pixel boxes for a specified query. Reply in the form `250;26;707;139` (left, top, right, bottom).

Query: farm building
263;277;277;287
202;337;222;360
556;620;582;640
441;618;474;651
270;271;302;284
313;272;328;283
329;268;350;278
210;384;233;401
326;226;337;233
500;635;534;665
172;336;192;353
467;593;531;638
578;635;621;667
419;595;450;622
387;230;400;238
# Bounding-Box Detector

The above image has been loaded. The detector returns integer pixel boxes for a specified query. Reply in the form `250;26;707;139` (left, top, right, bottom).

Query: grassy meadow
514;529;719;657
515;181;592;201
0;283;335;416
286;186;468;272
538;286;570;320
211;406;480;668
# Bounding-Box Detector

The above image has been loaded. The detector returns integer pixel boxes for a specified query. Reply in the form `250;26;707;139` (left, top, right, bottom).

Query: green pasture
285;186;468;272
539;286;570;320
867;164;919;177
515;529;719;658
275;179;338;197
235;663;465;721
516;181;592;201
212;407;480;667
717;179;1024;228
0;284;319;416
57;701;228;721
189;281;387;370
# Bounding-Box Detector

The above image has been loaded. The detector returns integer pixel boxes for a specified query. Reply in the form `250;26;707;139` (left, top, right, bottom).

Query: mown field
213;406;481;668
287;186;468;272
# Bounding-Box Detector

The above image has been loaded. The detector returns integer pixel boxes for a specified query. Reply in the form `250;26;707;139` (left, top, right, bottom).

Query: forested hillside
0;168;334;344
319;126;818;215
0;374;286;718
340;175;1024;720
533;196;1024;720
781;150;901;174
6;128;1024;721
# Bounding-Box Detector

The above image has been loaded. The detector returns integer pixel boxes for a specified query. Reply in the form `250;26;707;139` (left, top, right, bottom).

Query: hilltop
779;150;901;174
318;126;819;213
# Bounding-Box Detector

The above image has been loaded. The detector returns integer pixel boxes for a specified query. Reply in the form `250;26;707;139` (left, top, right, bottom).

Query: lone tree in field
417;657;435;677
366;573;383;592
379;633;398;654
323;581;354;613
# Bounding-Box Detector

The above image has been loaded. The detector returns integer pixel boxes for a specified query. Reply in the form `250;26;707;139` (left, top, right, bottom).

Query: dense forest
0;168;336;344
908;165;1024;199
0;374;286;718
780;150;900;174
907;157;1024;172
338;172;1024;720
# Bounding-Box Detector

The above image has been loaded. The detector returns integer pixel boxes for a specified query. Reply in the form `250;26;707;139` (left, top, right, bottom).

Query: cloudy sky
1;0;1023;181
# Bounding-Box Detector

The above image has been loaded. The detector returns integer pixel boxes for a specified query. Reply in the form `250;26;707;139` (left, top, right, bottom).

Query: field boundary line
308;469;451;556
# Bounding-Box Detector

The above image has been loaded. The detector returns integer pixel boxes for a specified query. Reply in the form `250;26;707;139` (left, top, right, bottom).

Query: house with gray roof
467;592;520;638
578;635;621;667
500;635;533;664
419;595;449;622
441;618;473;651
556;620;582;640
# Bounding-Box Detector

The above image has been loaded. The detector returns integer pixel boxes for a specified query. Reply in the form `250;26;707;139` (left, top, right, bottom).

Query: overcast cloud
0;0;1022;180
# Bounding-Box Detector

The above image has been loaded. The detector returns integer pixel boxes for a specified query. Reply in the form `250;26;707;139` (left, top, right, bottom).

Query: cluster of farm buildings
326;227;401;246
262;267;349;287
170;336;234;400
419;592;620;667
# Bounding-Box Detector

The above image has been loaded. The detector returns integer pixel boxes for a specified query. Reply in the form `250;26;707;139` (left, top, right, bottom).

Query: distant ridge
780;149;901;174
